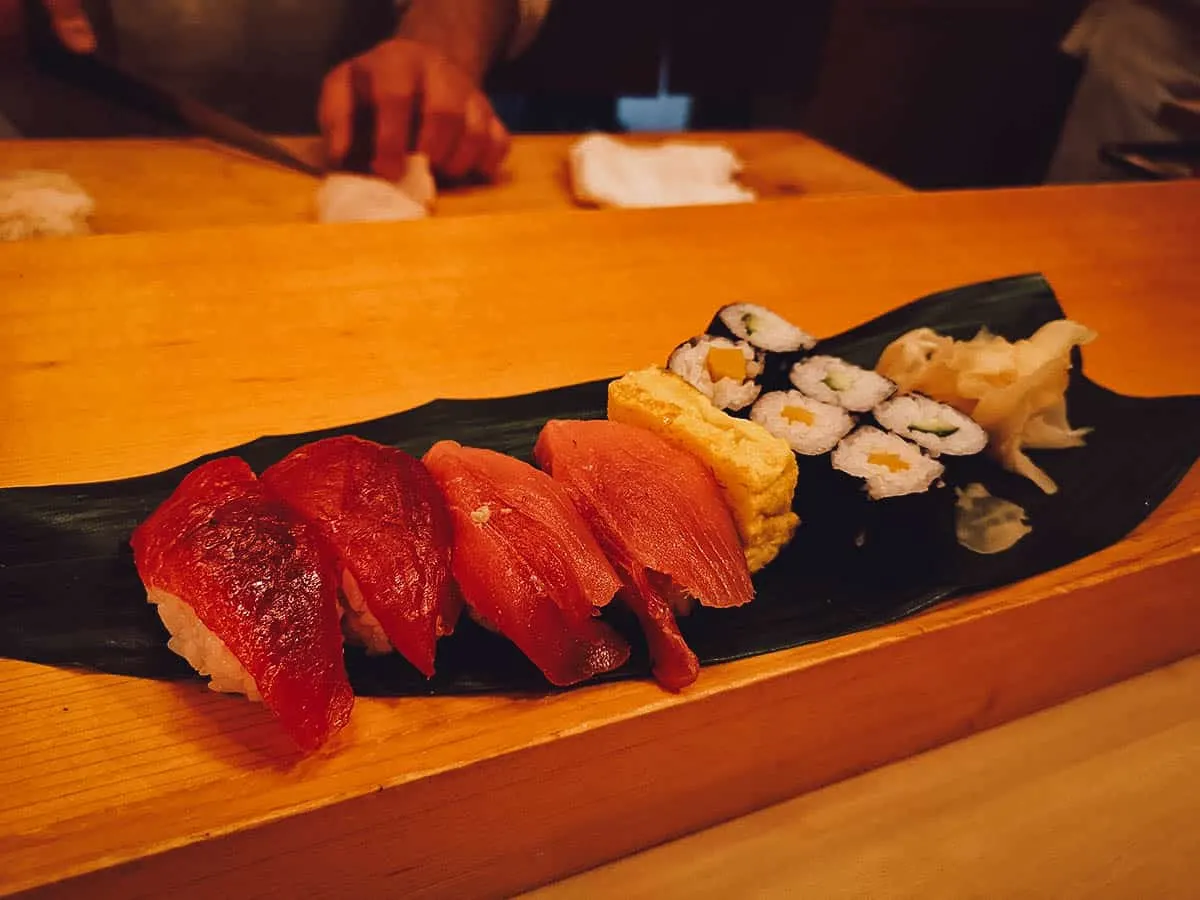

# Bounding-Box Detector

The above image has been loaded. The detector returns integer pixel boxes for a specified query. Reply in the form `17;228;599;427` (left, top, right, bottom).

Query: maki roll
708;303;816;354
790;355;896;413
873;394;988;458
667;335;763;412
830;426;945;499
749;391;855;551
750;391;855;456
708;303;817;394
828;427;954;580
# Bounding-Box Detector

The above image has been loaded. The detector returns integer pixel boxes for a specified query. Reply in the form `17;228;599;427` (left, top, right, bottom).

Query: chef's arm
323;0;552;181
395;0;552;85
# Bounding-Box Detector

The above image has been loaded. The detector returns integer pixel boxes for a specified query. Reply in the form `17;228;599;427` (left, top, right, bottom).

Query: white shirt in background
1048;0;1200;181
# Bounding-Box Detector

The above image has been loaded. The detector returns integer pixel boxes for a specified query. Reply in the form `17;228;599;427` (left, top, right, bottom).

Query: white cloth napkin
568;132;757;209
0;170;95;241
315;154;437;224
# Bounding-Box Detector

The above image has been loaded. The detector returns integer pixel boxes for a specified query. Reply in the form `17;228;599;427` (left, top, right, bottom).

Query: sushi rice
790;355;896;412
149;587;262;700
715;303;816;353
831;426;945;500
667;335;764;411
873;394;989;457
340;570;393;655
750;390;855;456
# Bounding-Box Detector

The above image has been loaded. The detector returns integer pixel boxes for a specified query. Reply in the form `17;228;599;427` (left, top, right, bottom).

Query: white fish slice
568;133;757;209
315;154;436;224
0;170;95;241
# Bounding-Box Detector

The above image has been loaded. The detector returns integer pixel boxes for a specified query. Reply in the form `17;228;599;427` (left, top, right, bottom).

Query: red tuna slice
534;419;754;691
261;436;456;678
130;457;352;752
621;568;701;692
422;441;630;687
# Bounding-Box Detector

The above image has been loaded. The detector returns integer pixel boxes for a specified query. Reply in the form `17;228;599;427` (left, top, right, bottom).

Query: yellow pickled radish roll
667;336;764;412
750;391;855;456
831;427;944;500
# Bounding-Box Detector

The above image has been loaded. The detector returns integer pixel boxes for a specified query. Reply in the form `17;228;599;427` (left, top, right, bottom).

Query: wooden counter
0;130;910;236
530;652;1200;899
0;179;1196;898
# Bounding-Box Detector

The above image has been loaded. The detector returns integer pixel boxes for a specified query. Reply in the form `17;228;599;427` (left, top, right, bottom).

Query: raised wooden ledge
7;479;1198;898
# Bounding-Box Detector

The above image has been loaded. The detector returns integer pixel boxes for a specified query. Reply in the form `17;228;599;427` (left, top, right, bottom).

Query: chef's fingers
477;116;511;180
41;0;95;53
415;62;468;172
366;53;416;182
317;61;355;167
442;95;492;179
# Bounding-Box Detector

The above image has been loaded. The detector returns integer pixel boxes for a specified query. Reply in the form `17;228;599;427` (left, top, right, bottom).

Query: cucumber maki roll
709;303;817;354
790;356;897;413
872;394;988;457
709;304;817;395
667;336;764;412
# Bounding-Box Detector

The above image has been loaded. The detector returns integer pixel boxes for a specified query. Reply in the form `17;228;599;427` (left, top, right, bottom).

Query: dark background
2;0;1088;190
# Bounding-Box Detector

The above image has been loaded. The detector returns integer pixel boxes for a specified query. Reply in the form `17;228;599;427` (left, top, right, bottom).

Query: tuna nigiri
262;436;456;678
534;419;754;691
130;457;353;752
422;441;631;686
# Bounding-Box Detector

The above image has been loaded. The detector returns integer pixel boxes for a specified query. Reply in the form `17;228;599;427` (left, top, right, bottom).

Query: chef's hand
39;0;96;52
318;37;510;184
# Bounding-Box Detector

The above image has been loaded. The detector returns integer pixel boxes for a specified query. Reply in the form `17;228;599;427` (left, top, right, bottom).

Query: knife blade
74;53;326;179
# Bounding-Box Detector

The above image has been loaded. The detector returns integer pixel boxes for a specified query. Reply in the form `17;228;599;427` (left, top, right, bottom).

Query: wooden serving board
0;180;1197;898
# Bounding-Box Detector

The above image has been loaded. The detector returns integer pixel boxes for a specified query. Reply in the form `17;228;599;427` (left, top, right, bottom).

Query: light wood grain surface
0;180;1197;898
0;131;909;236
528;652;1200;900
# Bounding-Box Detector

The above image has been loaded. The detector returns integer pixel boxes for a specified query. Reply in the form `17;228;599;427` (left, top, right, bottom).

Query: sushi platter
2;274;1195;709
1;180;1198;898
